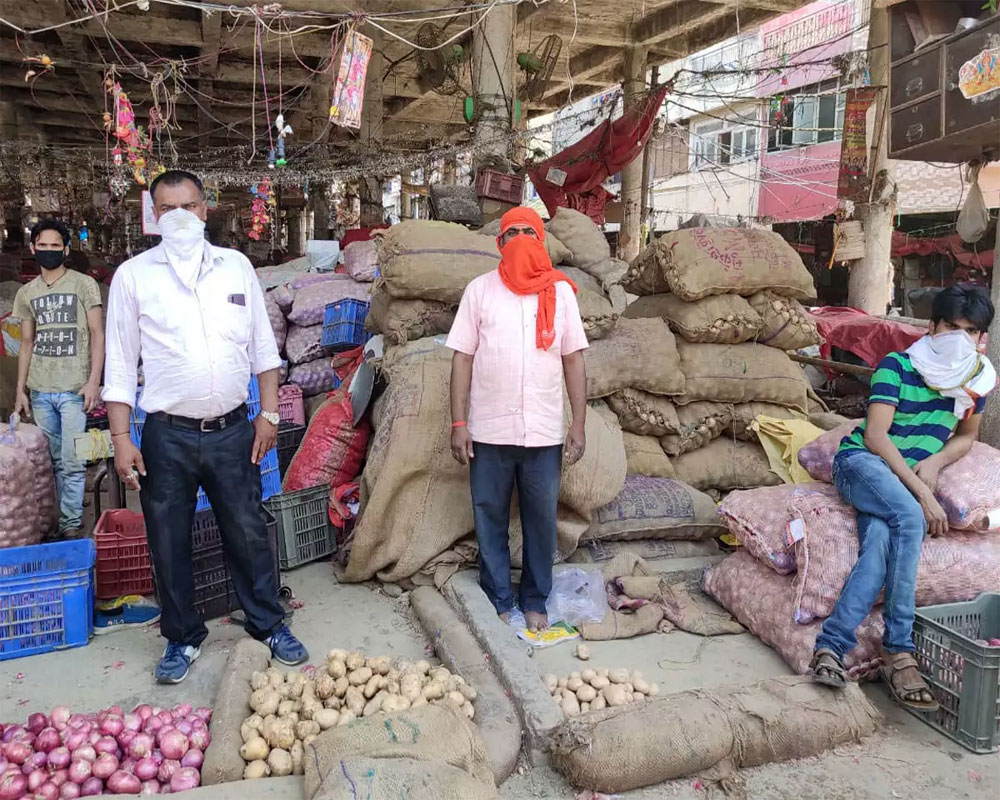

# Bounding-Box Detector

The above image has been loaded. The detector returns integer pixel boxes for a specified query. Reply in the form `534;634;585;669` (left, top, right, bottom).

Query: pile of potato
544;668;659;717
239;650;477;779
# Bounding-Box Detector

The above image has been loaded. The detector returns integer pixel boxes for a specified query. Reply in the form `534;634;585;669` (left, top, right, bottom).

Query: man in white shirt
103;170;308;684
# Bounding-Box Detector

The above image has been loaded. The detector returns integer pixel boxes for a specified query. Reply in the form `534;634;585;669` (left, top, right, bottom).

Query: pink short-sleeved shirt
447;269;588;447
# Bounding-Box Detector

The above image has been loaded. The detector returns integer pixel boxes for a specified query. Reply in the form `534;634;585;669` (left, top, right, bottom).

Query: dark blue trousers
469;443;561;614
139;414;284;647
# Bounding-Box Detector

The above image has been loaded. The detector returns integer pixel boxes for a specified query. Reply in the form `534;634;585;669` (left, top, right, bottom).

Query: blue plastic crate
0;540;95;661
321;299;370;351
129;376;276;510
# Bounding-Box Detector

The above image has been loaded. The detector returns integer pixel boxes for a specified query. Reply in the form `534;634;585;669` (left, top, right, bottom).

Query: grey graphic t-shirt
13;270;102;392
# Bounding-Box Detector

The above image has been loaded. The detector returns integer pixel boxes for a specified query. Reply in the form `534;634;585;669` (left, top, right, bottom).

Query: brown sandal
810;648;848;688
882;652;939;711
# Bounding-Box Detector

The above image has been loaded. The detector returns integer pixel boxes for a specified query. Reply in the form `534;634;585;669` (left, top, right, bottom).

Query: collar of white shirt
150;240;227;288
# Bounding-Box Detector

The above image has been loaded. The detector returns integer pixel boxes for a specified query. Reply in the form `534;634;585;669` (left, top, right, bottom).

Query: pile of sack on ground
348;210;630;586
703;420;1000;678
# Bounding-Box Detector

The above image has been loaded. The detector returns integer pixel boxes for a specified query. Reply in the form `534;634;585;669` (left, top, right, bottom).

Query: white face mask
929;328;978;359
157;208;206;284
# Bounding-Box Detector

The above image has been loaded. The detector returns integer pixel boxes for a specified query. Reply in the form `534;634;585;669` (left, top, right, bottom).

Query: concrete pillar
901;257;920;317
400;173;412;220
471;2;515;164
848;0;895;314
979;234;1000;447
359;30;384;227
444;157;457;185
619;46;648;263
310;183;330;240
287;208;304;256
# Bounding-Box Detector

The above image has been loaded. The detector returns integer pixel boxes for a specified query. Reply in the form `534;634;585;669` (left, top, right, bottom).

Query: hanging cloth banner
329;30;374;130
836;87;878;201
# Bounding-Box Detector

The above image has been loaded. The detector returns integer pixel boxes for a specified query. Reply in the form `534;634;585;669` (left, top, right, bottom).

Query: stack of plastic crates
912;593;1000;753
94;509;153;598
129;375;280;510
277;422;306;479
265;485;334;569
321;299;370;352
1;540;95;661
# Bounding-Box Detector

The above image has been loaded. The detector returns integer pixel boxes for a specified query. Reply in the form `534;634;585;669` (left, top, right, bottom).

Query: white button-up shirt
102;242;281;418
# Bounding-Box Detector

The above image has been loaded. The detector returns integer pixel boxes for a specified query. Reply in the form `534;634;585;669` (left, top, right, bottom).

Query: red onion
0;770;26;800
117;729;137;750
79;777;103;796
152;752;164;766
68;759;92;785
157;730;188;761
20;763;32;776
107;770;141;795
0;726;24;744
175;720;193;736
179;749;203;769
26;713;48;734
134;757;159;782
50;707;71;731
37;781;59;800
48;747;71;770
127;733;154;761
92;752;118;780
60;782;81;799
94;736;118;756
26;751;48;770
3;741;31;765
100;715;124;738
50;769;68;787
142;717;163;735
34;727;60;753
156;712;173;727
188;728;209;751
156;759;179;784
123;713;142;733
169;767;200;793
70;746;95;764
86;731;100;746
63;730;87;752
139;780;160;795
0;759;6;774
121;758;137;775
134;705;153;722
108;706;123;716
67;715;87;730
193;707;212;722
28;769;47;792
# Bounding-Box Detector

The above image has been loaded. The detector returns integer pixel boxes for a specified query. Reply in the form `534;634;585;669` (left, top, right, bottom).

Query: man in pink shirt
447;206;588;631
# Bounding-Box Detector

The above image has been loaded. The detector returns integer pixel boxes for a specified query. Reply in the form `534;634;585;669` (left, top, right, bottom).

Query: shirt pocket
212;286;252;345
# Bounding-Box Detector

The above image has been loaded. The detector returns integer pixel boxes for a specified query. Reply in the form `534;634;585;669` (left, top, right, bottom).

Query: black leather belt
149;404;246;432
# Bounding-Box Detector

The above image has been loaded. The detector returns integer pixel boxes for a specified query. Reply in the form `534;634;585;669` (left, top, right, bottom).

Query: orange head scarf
496;207;576;350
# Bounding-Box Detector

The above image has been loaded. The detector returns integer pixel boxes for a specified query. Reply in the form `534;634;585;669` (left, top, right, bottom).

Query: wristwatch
259;410;280;427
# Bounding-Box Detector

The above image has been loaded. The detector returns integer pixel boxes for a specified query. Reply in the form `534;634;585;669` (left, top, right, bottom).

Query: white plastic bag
545;567;607;626
957;163;988;243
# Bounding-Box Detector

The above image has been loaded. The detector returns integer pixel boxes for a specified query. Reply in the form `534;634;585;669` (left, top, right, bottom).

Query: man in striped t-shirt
811;285;996;710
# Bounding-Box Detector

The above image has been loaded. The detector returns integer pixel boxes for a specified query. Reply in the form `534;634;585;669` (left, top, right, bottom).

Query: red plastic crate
475;169;524;204
94;509;153;599
278;384;305;425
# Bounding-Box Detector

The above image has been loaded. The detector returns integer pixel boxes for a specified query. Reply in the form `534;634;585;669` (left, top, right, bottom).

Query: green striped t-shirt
839;352;985;466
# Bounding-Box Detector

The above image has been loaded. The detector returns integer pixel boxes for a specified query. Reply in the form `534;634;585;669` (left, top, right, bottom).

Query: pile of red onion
0;704;211;797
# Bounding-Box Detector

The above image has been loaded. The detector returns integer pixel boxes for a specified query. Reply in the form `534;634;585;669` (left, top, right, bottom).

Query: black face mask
35;249;66;270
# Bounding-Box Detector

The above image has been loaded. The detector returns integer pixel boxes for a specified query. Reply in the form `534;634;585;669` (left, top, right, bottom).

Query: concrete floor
2;560;997;800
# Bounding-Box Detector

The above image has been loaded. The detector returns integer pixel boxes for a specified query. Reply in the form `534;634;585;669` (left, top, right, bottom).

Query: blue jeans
30;390;86;532
469;443;561;615
815;448;927;658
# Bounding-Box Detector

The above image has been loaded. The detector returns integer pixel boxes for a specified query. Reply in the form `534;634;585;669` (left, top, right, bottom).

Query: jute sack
675;341;810;411
304;705;495;799
659;228;816;301
376;220;499;303
659;401;732;457
548;675;880;793
478;218;573;266
624;293;763;344
568;538;720;564
671;438;782;491
365;290;456;345
510;504;591;568
546;207;612;277
583;475;724;542
561;268;619;341
622;432;675;478
728;402;807;440
748;290;821;350
560;401;627;513
622;239;670;295
606;388;681;437
315;758;500;800
345;339;472;582
584;318;685;398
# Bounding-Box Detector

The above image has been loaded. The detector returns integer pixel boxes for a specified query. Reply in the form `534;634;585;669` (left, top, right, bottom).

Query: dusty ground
2;562;997;800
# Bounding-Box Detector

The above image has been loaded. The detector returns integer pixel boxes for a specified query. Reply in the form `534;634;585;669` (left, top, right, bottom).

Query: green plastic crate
911;593;1000;753
265;484;335;570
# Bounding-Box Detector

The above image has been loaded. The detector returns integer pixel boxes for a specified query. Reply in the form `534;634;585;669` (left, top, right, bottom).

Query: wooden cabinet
888;6;1000;162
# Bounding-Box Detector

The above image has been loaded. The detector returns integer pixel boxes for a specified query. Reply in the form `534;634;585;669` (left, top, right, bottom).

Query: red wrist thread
451;421;467;428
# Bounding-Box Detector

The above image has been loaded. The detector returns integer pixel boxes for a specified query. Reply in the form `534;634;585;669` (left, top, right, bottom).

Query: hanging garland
247;178;276;241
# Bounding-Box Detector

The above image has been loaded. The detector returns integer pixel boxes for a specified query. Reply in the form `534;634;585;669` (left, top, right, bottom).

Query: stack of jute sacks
702;421;1000;679
347;211;630;585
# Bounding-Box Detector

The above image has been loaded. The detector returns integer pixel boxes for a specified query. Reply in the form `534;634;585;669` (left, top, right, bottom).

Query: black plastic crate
277;422;306;479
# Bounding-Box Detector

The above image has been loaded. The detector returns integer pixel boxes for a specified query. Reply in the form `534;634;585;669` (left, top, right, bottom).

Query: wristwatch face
261;411;280;425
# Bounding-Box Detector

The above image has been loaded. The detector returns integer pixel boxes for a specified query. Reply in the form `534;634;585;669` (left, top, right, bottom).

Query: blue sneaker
155;643;200;684
267;625;308;666
94;603;161;635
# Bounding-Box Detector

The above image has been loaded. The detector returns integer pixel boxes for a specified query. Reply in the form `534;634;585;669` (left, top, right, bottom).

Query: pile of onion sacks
0;703;211;797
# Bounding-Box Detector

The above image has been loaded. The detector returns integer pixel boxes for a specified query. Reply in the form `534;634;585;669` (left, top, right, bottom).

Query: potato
575;644;591;661
267;748;293;777
569;671;581;680
363;674;382;699
285;711;300;725
244;760;270;779
286;680;304;700
566;677;584;692
557;678;568;689
267;719;296;750
299;699;321;721
337;710;356;726
249;689;281;717
323;696;342;710
241;721;259;744
250;671;269;691
414;660;431;675
303;734;317;747
368;656;392;675
430;667;451;683
315;674;336;700
648;683;660;696
590;676;610;690
576;684;597;703
334;676;350;698
421;680;444;700
328;660;347;680
260;715;277;742
346;651;366;670
631;670;644;682
624;683;634;695
597;668;609;679
387;681;401;695
290;741;304;776
314;708;339;730
296;720;320;740
277;699;297;717
345;686;366;717
581;669;597;683
632;692;646;703
328;648;348;661
387;668;401;683
561;693;581;716
276;683;294;700
348;666;374;686
265;668;284;688
608;669;629;685
603;684;629;707
580;702;590;713
244;712;264;731
381;695;411;713
363;690;387;717
459;683;477;702
400;674;422;702
240;736;270;762
633;678;651;695
591;694;607;711
445;690;465;707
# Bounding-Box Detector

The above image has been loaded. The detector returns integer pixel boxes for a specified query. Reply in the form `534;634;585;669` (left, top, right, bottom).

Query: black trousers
139;414;283;647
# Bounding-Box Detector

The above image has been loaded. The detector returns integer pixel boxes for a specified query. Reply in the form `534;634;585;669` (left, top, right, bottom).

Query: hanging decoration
22;51;56;84
270;113;293;168
836;87;879;201
329;29;373;129
247;179;275;241
103;76;158;186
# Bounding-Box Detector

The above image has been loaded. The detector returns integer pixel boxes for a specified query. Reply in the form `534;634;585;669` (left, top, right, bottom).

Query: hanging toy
273;113;292;167
112;146;123;166
268;147;277;170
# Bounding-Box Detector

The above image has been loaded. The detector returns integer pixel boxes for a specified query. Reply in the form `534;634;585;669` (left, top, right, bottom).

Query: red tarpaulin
793;232;995;270
811;306;926;367
528;85;669;224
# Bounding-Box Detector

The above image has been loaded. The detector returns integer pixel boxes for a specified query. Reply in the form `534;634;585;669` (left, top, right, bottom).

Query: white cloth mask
906;329;997;418
157;208;207;287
